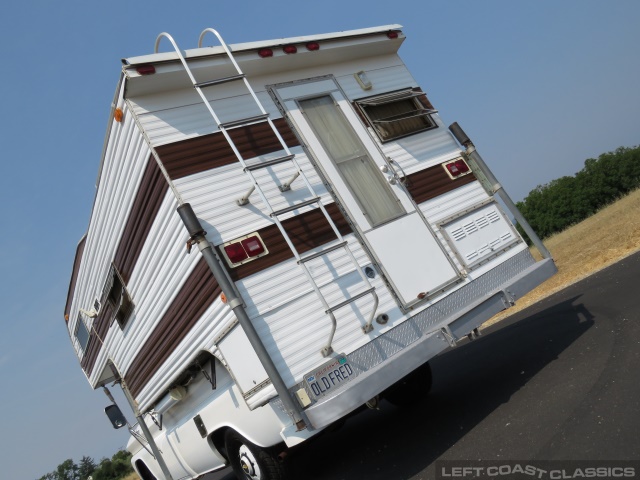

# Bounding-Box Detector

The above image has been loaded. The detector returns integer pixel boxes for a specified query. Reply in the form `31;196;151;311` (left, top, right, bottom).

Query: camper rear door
273;78;460;307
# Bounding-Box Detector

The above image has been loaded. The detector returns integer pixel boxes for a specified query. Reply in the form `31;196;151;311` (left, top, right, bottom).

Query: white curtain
299;96;405;227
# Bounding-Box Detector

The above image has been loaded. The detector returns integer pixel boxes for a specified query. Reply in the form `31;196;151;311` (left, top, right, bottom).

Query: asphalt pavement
205;251;640;479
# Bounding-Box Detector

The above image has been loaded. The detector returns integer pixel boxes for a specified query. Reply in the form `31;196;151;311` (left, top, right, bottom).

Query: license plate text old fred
305;355;355;399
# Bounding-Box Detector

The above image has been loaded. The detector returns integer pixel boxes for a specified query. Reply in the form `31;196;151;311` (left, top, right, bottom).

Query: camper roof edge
123;24;403;66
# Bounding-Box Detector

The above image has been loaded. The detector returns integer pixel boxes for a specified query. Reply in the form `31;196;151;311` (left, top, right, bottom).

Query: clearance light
387;31;400;39
220;292;227;304
258;48;273;58
241;236;266;256
221;233;269;267
444;158;471;178
305;42;320;51
283;45;297;54
114;108;124;123
136;65;156;75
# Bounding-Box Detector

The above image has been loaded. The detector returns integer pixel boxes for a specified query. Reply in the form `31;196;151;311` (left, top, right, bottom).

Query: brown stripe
80;302;114;374
114;158;169;283
79;121;297;377
225;203;352;281
404;164;477;204
122;204;351;398
156;119;300;180
126;258;220;397
81;157;169;377
64;236;87;321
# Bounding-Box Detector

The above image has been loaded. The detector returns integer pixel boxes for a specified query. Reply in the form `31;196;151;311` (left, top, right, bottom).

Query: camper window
357;89;437;142
103;265;134;329
75;313;90;352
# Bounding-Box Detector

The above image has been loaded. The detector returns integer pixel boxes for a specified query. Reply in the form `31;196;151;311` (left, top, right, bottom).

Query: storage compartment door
218;325;270;396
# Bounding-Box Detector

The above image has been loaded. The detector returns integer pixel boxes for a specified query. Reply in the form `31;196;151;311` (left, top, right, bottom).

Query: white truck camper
64;25;556;480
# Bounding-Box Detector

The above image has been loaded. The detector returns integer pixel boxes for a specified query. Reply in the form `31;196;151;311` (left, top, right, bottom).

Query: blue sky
0;1;638;479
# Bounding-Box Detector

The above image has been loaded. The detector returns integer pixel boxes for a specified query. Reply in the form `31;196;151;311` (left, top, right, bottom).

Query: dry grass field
486;188;640;326
122;472;141;480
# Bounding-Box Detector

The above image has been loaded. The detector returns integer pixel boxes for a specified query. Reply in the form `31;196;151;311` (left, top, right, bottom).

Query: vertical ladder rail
157;30;379;357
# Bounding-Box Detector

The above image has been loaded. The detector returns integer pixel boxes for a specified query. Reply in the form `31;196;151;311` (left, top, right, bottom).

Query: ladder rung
194;74;245;88
326;288;376;314
245;154;295;171
299;241;348;264
271;198;320;217
219;113;270;129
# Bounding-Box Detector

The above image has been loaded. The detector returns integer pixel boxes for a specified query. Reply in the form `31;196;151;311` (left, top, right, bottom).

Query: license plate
304;354;355;400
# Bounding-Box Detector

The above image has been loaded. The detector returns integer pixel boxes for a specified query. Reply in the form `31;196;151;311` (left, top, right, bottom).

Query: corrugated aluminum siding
68;99;151;366
127;54;411;148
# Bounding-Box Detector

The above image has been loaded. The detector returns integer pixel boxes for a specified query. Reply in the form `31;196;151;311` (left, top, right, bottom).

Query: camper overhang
121;25;405;98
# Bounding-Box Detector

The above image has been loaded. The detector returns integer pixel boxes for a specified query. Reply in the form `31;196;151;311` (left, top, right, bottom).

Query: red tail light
223;243;248;264
222;233;268;267
387;31;399;39
305;42;320;51
283;45;297;54
258;48;273;58
136;65;156;75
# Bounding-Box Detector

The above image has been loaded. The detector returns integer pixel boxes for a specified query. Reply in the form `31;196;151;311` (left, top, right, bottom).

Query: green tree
78;456;97;480
517;145;640;239
56;459;79;480
92;449;133;480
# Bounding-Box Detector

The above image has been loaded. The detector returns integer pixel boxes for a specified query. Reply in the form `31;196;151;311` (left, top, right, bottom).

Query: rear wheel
224;429;287;480
135;460;157;480
384;362;433;406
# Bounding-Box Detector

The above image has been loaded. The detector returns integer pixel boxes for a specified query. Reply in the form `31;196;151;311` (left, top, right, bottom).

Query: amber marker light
114;108;124;122
220;292;227;304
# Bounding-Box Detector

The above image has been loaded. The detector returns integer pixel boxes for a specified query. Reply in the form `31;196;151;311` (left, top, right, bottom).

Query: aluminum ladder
155;29;379;356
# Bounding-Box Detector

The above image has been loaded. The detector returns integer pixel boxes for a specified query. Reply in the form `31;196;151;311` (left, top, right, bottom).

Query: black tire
384;362;433;406
135;460;158;480
224;429;287;480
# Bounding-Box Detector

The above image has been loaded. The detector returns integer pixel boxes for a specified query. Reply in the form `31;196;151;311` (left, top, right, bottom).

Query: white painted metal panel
420;182;490;225
365;212;459;304
173;147;329;245
337;63;418;101
218;326;269;394
127;56;409;148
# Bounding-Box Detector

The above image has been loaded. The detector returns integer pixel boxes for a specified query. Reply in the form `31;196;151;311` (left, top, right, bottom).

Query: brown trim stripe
114;158;169;284
64;235;87;321
404;164;477;204
80;302;113;373
226;203;352;281
123;203;351;398
126;258;220;397
156;119;300;180
79;121;298;378
81;157;169;377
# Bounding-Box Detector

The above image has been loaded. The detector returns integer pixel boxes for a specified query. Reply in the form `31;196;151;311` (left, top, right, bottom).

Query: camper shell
64;25;556;480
